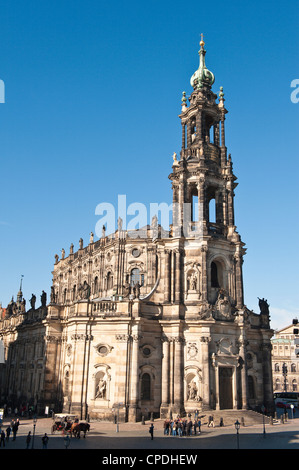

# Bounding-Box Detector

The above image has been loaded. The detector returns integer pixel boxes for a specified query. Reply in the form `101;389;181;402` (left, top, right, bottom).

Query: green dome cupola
190;35;215;90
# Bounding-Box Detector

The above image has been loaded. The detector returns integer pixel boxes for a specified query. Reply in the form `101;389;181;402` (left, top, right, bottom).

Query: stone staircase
198;409;271;427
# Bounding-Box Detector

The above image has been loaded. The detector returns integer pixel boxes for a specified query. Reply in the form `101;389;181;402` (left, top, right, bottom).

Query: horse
71;422;90;439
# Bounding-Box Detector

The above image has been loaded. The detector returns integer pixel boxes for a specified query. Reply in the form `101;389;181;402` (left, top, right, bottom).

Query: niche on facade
93;364;111;401
209;256;228;304
139;365;156;403
184;367;202;404
185;262;201;301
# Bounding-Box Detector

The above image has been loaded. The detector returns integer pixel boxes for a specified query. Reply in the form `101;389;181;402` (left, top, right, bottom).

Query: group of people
0;418;20;447
26;431;49;449
163;417;202;437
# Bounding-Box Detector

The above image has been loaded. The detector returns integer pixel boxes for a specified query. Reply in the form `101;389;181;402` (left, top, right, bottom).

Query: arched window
130;268;144;287
64;370;70;396
292;380;297;392
209;198;216;223
63;288;67;304
94;277;98;295
141;373;151;401
106;272;113;290
275;379;281;391
211;262;220;288
248;375;255;399
275;363;280;372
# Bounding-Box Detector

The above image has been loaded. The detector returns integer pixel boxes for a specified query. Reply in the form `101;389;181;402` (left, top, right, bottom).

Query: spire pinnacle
190;35;215;90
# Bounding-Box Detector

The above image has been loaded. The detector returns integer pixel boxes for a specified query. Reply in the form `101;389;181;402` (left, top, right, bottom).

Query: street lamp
235;420;240;449
31;415;37;449
282;363;288;392
261;405;266;437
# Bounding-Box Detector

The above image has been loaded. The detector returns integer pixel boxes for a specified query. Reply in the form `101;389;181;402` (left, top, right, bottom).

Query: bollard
285;412;288;422
280;415;284;424
241;417;245;427
141;416;145;425
270;416;273;425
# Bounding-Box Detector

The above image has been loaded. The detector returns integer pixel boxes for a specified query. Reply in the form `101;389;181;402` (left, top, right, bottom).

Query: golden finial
200;33;205;47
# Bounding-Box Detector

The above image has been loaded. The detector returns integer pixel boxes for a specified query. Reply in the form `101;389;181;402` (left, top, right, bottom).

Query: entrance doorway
219;367;233;409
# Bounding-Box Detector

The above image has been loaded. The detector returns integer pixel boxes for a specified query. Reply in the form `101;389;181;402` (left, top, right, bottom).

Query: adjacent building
271;321;299;393
0;39;274;421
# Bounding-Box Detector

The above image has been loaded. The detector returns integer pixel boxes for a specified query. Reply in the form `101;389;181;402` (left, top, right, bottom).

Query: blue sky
0;0;298;330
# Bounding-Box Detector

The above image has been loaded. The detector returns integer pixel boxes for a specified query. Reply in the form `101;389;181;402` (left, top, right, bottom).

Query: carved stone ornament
187;342;198;359
213;289;234;321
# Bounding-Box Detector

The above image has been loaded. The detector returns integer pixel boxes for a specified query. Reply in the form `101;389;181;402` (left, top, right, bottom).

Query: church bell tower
169;35;246;316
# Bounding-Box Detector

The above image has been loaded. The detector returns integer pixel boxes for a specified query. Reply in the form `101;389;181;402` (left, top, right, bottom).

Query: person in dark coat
149;423;154;440
0;430;6;447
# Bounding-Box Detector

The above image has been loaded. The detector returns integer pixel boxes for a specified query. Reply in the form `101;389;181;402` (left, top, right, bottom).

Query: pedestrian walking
42;433;49;449
208;415;215;427
6;425;11;442
197;418;201;434
0;430;6;447
26;432;31;449
149;423;154;440
12;423;18;440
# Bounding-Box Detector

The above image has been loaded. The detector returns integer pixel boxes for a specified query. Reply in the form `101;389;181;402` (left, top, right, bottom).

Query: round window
132;248;140;258
98;346;108;355
143;347;151;357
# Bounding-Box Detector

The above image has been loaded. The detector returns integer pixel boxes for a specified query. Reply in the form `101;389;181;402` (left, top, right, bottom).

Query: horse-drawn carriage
51;413;90;438
51;414;79;434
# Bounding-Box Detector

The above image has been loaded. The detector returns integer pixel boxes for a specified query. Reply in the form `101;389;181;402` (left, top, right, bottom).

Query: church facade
0;39;274;421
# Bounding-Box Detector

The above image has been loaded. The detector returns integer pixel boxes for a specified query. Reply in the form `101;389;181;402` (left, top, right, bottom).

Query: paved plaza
0;411;298;452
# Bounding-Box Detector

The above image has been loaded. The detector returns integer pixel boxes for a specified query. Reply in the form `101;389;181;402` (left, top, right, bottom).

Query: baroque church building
0;39;274;421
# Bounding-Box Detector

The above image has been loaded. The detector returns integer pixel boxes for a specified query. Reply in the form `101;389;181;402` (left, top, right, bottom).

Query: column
201;336;210;408
196;110;202;141
128;333;140;421
201;246;208;302
171;250;175;303
164;250;170;303
181;122;186;150
175;249;181;303
173;337;184;413
234;253;244;309
161;336;170;412
239;336;248;409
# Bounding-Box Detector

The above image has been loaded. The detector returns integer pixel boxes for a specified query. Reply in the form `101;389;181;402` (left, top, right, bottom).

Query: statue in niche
95;376;107;399
187;380;199;401
30;294;36;310
187;271;197;291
